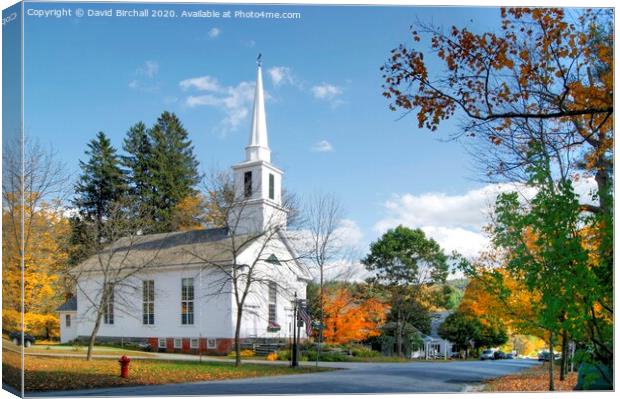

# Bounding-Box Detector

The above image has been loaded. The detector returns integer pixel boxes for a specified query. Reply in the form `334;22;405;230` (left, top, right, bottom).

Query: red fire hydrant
119;355;131;378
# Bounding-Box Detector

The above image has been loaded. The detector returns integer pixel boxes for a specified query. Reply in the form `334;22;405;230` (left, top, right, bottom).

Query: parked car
9;332;35;348
494;351;507;360
538;351;561;361
480;349;495;360
506;353;515;359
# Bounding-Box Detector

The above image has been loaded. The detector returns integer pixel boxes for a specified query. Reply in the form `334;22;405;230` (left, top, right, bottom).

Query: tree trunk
317;265;324;365
549;332;555;391
86;311;104;361
396;309;403;358
234;307;243;367
560;331;568;381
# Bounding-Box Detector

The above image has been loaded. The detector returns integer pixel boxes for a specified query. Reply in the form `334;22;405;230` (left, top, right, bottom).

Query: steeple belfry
246;58;271;162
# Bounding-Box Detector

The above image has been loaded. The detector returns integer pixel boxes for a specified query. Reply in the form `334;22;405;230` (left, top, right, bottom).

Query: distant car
9;332;35;348
538;351;561;361
480;349;495;360
506;353;515;359
494;351;507;360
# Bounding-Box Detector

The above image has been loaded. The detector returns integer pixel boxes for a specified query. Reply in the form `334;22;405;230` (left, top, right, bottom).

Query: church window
173;338;182;349
269;174;275;200
65;314;71;327
181;278;194;325
158;338;166;348
103;283;114;324
244;171;252;198
143;280;155;325
268;281;277;325
190;338;199;349
207;338;217;349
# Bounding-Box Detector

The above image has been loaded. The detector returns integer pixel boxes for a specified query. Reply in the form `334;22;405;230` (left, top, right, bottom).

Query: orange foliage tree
322;287;389;344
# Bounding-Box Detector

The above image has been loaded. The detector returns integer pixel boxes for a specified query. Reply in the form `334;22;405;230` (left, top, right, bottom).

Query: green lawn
2;349;330;392
3;339;154;358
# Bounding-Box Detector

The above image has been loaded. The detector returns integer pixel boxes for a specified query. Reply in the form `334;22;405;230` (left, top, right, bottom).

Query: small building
56;296;77;343
411;311;455;359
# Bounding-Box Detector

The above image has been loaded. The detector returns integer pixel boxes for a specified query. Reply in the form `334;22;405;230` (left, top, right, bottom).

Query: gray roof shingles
56;296;77;312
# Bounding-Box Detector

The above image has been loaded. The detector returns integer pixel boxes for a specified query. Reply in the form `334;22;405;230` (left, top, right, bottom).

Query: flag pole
291;293;298;368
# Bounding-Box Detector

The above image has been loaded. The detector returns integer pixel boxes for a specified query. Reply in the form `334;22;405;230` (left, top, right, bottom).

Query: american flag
298;304;313;337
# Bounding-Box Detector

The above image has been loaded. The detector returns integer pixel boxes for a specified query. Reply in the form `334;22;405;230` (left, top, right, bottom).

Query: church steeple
246;57;271;162
228;56;288;235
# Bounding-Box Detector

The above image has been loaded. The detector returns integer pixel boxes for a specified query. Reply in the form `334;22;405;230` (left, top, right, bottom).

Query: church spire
246;55;271;162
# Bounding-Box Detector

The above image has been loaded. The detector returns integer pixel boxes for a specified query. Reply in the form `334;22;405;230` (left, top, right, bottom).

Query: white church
56;61;312;355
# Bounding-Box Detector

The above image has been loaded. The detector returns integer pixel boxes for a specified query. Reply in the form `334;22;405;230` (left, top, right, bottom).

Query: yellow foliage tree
2;195;69;338
171;194;207;231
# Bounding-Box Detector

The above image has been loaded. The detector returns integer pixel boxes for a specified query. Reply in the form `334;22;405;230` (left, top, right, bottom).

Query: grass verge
2;339;154;358
2;349;330;392
483;362;577;392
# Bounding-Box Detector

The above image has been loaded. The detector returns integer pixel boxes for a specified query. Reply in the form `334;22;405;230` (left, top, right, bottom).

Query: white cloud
138;60;159;78
293;219;367;282
268;66;295;87
373;178;598;259
311;83;342;100
129;61;160;92
181;76;256;132
179;76;221;92
312;140;334;153
208;27;221;38
374;183;535;258
333;219;364;250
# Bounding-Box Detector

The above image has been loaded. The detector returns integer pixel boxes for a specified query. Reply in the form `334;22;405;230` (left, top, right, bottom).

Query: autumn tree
2;139;70;338
382;8;612;207
304;193;345;358
322;286;388;344
362;226;449;357
492;156;611;389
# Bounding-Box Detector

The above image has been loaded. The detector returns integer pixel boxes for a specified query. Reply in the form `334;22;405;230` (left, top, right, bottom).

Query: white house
411;311;455;360
56;61;312;355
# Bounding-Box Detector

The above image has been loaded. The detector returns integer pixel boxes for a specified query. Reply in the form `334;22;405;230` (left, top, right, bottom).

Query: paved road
28;359;538;397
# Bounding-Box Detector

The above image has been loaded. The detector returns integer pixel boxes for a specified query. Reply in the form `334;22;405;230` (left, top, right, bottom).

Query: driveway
28;359;538;396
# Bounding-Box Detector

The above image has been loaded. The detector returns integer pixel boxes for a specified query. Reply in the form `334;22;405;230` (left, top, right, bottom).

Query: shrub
352;347;379;358
266;352;278;361
276;349;291;361
226;349;256;358
304;350;350;362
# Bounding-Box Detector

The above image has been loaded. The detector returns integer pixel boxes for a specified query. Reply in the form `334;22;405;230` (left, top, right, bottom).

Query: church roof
76;227;311;279
56;296;77;312
77;228;234;273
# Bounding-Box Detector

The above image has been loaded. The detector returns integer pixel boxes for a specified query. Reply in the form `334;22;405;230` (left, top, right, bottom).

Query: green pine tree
74;131;127;227
122;122;154;214
147;111;200;232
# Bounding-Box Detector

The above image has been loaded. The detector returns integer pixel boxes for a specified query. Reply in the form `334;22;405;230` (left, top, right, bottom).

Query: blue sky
21;1;514;272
